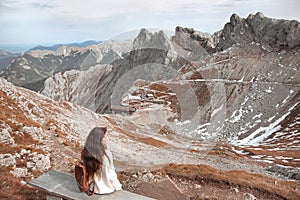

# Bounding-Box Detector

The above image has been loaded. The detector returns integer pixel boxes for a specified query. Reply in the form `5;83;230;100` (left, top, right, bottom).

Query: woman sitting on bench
81;127;122;194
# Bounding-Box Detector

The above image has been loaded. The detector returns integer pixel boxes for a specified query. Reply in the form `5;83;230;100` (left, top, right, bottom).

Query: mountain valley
0;12;300;199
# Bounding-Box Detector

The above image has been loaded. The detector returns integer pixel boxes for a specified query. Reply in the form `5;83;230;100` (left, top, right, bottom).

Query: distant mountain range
0;40;102;71
0;50;21;71
29;40;102;51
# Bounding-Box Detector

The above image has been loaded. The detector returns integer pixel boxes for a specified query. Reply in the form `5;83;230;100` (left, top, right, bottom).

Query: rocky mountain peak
217;12;300;51
229;13;243;25
133;28;172;51
171;26;215;61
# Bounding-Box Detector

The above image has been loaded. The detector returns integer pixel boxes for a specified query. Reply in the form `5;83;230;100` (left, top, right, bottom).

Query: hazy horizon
1;0;299;52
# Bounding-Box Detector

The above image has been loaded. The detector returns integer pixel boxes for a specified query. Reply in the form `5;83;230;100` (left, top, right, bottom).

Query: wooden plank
29;170;154;200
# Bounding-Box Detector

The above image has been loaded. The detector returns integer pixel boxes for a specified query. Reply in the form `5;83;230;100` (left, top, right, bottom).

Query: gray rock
0;154;16;167
133;28;172;51
217;12;300;51
266;165;300;181
0;129;15;145
12;167;28;178
172;26;216;60
243;193;257;200
24;153;51;171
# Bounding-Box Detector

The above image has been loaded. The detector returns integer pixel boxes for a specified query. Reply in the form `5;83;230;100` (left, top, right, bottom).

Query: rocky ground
119;163;300;200
0;77;300;199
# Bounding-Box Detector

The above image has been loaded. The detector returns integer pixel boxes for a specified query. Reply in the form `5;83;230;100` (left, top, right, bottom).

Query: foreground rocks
120;164;300;200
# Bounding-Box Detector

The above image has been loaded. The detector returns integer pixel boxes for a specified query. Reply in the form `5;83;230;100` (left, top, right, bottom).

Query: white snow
228;109;242;123
211;104;224;117
121;94;141;102
282;95;290;104
251;155;264;159
231;147;250;155
22;65;31;70
252;113;263;119
259;159;273;164
265;87;272;93
235;102;299;145
267;115;276;123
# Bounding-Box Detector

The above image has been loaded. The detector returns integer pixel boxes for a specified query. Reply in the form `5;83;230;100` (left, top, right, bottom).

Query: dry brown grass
163;164;300;200
0;90;42;129
138;137;169;147
0;167;46;200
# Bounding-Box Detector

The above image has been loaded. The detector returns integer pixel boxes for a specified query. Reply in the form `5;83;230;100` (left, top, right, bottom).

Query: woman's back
81;127;122;195
93;150;122;194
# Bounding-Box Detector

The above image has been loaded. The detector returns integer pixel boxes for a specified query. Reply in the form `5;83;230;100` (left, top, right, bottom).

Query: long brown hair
81;127;109;180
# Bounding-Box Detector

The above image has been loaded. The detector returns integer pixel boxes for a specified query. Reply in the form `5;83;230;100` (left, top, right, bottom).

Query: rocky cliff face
217;12;300;51
171;26;216;61
133;28;173;51
41;64;113;111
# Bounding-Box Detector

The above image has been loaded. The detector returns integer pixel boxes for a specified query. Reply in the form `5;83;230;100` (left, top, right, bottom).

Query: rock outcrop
172;26;216;61
41;64;113;111
133;28;173;51
217;12;300;51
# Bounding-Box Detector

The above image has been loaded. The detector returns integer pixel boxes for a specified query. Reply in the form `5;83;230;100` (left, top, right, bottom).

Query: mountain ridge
0;50;21;71
29;40;102;51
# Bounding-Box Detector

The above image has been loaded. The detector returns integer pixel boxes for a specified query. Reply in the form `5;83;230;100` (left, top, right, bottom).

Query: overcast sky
0;0;299;51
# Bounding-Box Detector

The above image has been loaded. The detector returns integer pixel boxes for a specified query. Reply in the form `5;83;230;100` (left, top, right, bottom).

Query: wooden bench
29;170;154;200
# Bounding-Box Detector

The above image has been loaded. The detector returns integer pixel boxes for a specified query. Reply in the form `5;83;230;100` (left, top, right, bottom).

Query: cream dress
92;150;122;194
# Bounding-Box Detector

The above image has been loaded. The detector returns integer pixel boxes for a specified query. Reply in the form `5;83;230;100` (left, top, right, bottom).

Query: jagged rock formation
115;13;300;152
133;28;173;51
41;64;113;111
171;26;216;61
217;12;300;51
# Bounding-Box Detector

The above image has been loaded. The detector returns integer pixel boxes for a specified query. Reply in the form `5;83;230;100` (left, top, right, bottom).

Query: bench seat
29;170;154;200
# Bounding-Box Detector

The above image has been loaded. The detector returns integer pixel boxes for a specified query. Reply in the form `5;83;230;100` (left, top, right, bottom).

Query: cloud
30;2;53;9
49;0;227;20
0;0;18;12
